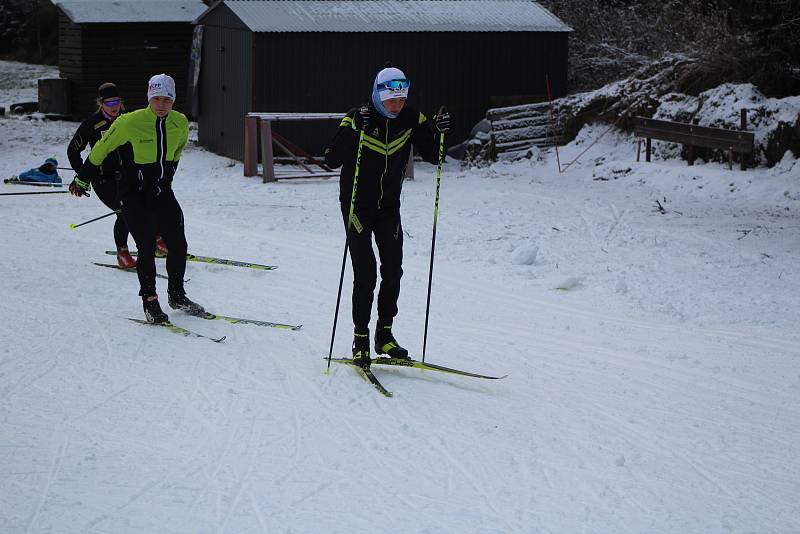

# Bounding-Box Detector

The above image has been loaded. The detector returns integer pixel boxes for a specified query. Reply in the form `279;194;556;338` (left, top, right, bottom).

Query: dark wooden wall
195;5;568;161
196;6;253;159
58;12;82;86
57;11;196;118
253;31;568;158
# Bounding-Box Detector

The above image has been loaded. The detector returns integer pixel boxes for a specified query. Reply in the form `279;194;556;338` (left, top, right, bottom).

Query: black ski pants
90;173;129;249
341;204;404;331
121;189;188;299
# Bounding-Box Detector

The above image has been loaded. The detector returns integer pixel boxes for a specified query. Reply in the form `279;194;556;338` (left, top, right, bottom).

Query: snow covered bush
652;83;800;166
468;56;799;168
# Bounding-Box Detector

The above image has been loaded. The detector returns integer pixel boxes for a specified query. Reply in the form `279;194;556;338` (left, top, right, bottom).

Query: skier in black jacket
67;83;138;267
324;65;451;368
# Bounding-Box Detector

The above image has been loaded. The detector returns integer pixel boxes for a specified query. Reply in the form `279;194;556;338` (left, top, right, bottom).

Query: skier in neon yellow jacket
70;73;204;324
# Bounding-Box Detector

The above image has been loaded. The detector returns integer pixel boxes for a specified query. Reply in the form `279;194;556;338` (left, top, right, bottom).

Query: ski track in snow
2;61;800;532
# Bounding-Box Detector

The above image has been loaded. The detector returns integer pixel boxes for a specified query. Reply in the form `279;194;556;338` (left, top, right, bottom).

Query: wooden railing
634;114;754;170
244;113;344;182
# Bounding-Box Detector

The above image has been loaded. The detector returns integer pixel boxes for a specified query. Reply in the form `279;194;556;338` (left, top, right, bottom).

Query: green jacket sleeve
87;116;129;167
172;112;189;162
80;116;129;182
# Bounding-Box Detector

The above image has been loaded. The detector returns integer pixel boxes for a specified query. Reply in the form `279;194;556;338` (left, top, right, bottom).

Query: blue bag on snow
18;157;62;184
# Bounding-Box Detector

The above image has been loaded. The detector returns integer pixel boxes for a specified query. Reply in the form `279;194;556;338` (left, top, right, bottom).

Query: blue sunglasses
378;79;410;91
102;98;121;106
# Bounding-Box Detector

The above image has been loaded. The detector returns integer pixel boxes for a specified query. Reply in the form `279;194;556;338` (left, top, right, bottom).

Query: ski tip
214;335;227;343
292;324;303;331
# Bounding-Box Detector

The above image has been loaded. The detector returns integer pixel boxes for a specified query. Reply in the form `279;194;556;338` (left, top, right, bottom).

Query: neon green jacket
80;105;189;198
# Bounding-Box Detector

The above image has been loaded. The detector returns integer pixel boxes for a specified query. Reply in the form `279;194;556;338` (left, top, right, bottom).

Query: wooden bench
634;115;754;170
244;112;418;183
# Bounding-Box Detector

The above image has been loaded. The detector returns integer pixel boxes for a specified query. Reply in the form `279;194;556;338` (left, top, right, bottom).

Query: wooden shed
52;0;207;118
193;0;571;161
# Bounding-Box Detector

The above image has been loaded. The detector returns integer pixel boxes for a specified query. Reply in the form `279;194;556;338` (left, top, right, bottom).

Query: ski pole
70;209;121;230
422;129;446;363
3;179;64;187
328;128;366;369
0;190;69;196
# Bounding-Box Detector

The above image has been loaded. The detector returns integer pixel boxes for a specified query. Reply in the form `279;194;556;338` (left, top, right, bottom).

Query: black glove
433;109;451;133
353;105;373;131
69;175;91;197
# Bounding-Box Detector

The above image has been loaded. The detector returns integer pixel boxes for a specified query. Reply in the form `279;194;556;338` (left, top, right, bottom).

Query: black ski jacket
325;103;440;210
67;110;124;179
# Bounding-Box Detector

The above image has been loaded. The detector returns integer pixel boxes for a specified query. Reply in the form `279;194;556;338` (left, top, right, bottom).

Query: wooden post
405;148;415;181
740;108;747;171
645;137;651;162
688;144;694;166
259;119;276;183
243;116;258;177
636;138;641;162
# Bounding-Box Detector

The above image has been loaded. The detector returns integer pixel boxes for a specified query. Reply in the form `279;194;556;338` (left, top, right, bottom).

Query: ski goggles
102;98;121;106
377;79;410;92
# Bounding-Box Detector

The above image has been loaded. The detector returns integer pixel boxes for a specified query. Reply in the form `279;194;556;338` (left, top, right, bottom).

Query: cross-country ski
92;261;177;281
329;357;507;380
104;250;278;270
127;318;226;343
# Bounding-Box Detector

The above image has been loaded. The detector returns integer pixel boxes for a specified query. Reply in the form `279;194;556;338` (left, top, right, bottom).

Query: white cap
375;66;409;101
147;73;176;101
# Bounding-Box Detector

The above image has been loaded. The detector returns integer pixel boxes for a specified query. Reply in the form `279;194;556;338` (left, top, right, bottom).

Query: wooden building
52;0;207;118
194;0;571;161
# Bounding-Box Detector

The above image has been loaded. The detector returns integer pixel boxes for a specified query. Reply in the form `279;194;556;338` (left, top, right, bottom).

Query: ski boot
155;236;168;258
117;246;137;269
143;295;168;324
352;328;371;368
168;292;207;317
375;321;409;360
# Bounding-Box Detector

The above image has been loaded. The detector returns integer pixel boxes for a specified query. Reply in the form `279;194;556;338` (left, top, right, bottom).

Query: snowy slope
1;60;799;533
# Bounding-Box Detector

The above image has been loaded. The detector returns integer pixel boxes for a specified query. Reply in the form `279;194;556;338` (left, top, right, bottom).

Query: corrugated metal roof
198;1;572;33
55;0;207;24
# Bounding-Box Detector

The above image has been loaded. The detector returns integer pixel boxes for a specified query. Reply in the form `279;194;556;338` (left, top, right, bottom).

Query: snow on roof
55;0;207;24
198;0;572;33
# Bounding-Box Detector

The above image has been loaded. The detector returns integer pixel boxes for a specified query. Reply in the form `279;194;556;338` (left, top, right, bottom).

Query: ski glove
433;110;451;133
354;105;373;131
69;175;91;197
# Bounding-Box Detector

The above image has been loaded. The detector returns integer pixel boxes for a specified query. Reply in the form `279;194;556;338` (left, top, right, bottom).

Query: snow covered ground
1;60;799;533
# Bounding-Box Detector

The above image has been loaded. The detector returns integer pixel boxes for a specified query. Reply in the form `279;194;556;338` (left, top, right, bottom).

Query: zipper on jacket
156;116;166;182
377;117;389;209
